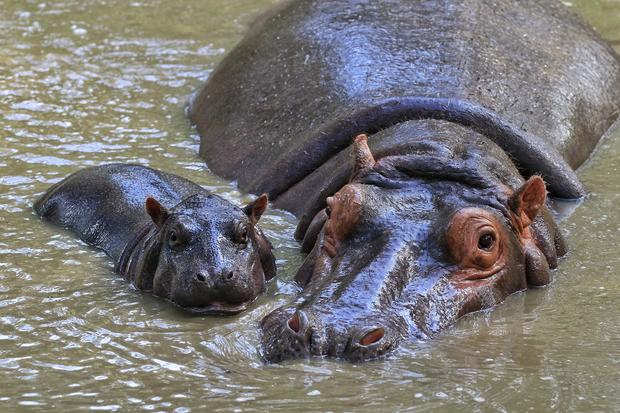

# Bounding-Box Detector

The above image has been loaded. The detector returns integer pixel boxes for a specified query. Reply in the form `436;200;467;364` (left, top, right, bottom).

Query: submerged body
34;164;276;315
190;0;620;359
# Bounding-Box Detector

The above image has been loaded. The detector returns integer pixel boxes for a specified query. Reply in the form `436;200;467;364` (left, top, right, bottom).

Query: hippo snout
167;264;264;316
259;307;404;362
189;267;258;303
193;268;237;289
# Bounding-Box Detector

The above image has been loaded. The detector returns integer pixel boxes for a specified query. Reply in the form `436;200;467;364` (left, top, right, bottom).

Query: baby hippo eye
234;220;249;246
325;204;332;218
478;232;496;250
167;229;186;250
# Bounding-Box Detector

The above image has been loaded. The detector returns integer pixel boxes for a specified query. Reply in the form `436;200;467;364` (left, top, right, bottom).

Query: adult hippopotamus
34;164;276;315
189;0;620;359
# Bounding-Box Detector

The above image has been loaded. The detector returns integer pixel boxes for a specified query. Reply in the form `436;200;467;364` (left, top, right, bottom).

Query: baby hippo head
144;193;275;315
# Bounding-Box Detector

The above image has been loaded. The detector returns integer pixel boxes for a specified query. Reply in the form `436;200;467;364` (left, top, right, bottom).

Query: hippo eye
167;229;186;250
446;208;505;274
234;220;249;246
478;232;496;251
325;205;332;218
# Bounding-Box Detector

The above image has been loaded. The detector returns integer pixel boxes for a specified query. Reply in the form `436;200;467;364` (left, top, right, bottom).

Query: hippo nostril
287;312;301;333
360;327;385;346
195;273;207;283
287;311;307;334
226;271;234;280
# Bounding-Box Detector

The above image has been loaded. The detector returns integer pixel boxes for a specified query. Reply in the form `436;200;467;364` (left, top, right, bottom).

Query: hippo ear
350;134;376;180
509;176;547;229
254;227;277;281
243;193;268;225
145;197;170;228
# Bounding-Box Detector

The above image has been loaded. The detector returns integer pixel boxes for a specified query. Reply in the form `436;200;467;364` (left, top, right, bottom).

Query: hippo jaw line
182;300;249;315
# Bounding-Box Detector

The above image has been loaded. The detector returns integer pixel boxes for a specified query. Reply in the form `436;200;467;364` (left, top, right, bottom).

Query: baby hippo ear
243;193;268;225
509;176;547;229
145;197;170;228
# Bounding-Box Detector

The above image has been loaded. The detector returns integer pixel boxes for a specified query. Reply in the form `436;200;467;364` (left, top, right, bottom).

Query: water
1;0;619;411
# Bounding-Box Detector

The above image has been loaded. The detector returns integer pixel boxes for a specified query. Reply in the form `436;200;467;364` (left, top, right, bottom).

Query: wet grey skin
34;164;276;315
189;0;620;359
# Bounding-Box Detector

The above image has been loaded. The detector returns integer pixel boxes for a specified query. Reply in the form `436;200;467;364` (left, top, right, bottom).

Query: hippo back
190;0;620;211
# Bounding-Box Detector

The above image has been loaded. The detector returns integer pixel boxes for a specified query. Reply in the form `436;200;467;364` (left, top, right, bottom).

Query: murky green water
1;0;620;411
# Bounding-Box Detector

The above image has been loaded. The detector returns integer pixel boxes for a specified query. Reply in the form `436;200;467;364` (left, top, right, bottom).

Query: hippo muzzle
261;305;406;362
261;183;427;361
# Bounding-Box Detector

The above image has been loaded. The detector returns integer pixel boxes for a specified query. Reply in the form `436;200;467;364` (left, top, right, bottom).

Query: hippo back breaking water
34;164;276;315
190;0;620;359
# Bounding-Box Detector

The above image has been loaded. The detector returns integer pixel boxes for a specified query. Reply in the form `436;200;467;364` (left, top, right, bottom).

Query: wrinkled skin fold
34;164;276;315
189;0;620;360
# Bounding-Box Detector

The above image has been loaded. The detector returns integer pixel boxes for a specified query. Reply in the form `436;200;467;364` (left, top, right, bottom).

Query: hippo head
261;130;566;361
144;193;275;315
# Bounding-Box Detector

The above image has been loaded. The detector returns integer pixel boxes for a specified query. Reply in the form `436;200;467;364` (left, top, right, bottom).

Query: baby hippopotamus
34;164;276;315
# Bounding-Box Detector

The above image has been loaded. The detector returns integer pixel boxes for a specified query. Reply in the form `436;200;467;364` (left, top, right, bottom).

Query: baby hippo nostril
226;271;234;280
359;327;385;346
195;272;208;283
287;311;307;334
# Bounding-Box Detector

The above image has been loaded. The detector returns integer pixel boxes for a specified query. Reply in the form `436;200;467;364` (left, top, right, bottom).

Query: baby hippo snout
186;265;260;307
194;269;236;287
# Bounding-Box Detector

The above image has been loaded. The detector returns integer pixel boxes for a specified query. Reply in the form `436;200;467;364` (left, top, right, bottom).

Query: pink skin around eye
320;185;362;258
446;208;507;286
